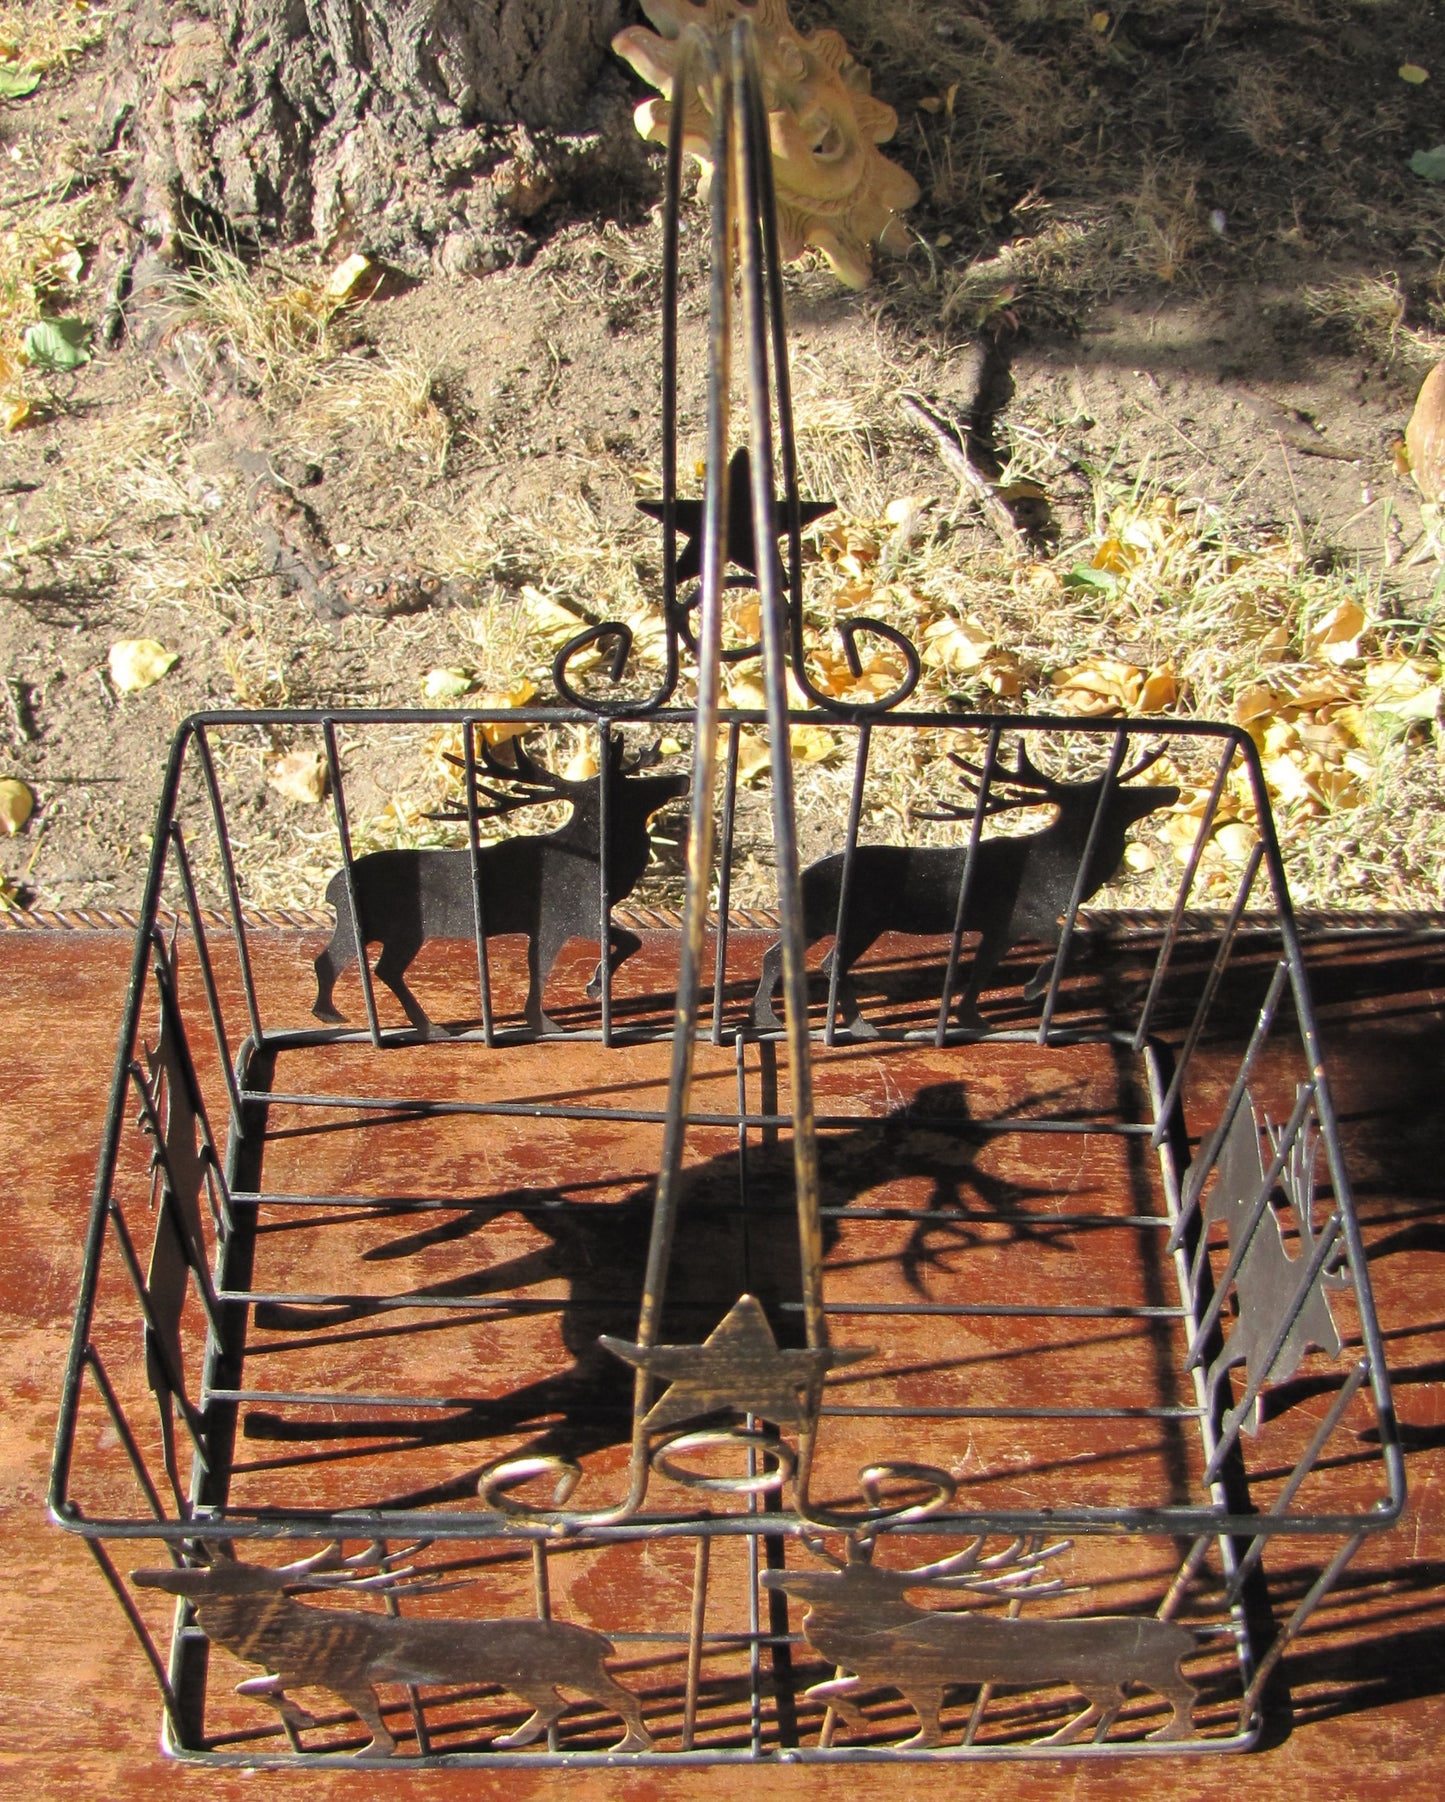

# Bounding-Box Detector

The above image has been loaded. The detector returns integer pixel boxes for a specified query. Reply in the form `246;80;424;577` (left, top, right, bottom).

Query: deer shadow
238;1081;1071;1508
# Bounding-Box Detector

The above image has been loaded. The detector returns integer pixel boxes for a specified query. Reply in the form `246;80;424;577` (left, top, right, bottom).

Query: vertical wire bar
83;1346;177;1530
1158;1533;1214;1622
823;724;872;1045
1037;726;1129;1043
936;721;1003;1046
127;1064;226;1342
711;721;742;1044
1244;733;1407;1522
104;1198;211;1467
532;1541;560;1752
597;720;614;1047
746;1421;763;1756
461;722;496;1046
627;32;731;1489
734;22;826;1373
1185;1082;1318;1350
961;1589;1028;1745
1238;1531;1365;1726
322;717;381;1048
378;1544;432;1756
85;1538;189;1747
167;822;243;1129
52;726;192;1524
1168;957;1292;1248
193;725;263;1049
1132;738;1236;1051
1153;839;1266;1153
150;947;236;1239
682;1534;711;1750
1224;1360;1371;1606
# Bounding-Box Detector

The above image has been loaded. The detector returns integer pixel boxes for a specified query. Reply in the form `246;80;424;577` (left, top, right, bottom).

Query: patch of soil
2;3;1443;916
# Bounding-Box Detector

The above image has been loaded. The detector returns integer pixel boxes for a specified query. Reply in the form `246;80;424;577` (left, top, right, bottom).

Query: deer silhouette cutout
312;732;687;1037
763;1535;1197;1747
1201;1091;1344;1432
751;744;1178;1037
133;1543;653;1755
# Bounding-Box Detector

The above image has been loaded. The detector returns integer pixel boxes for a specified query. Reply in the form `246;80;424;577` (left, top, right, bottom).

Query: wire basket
51;20;1400;1767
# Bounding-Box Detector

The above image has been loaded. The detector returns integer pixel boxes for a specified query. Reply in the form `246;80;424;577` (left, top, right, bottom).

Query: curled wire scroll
550;23;921;721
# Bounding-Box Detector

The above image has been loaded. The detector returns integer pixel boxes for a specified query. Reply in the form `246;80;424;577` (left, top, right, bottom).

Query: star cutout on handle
638;446;834;585
600;1294;873;1434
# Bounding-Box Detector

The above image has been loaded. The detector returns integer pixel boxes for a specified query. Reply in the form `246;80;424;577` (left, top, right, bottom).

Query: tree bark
118;0;632;269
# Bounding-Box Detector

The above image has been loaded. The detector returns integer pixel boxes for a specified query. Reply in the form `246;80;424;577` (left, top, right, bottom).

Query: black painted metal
48;18;1402;1770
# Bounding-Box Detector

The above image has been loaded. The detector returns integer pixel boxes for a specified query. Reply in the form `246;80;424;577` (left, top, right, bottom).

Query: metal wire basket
51;19;1401;1767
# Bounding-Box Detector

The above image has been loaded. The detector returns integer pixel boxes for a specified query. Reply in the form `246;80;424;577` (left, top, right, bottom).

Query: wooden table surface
3;917;1444;1800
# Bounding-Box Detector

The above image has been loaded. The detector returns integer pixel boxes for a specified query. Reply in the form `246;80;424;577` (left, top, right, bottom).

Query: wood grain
4;922;1445;1797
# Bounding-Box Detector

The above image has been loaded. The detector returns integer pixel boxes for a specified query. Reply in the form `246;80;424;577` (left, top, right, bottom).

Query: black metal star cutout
638;446;834;585
599;1293;873;1434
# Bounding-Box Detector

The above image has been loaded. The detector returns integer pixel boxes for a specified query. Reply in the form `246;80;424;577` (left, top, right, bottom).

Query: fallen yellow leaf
1233;683;1280;729
735;731;772;784
327;253;374;300
266;750;328;805
563;745;599;782
0;776;34;835
423;666;477;702
476;679;538;746
1138;663;1178;712
920;614;992;671
789;723;838;764
109;639;177;692
1306;599;1366;664
1213;820;1258;865
2;395;34;432
1405;362;1445;503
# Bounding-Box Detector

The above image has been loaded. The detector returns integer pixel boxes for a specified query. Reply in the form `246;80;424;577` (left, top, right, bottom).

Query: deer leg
312;924;353;1022
750;940;785;1033
804;1674;873;1733
586;927;642;1000
236;1673;321;1733
894;1686;946;1749
1144;1673;1198;1741
819;948;876;1040
955;936;1007;1031
525;924;569;1037
492;1682;568;1749
587;1670;654;1752
1022;952;1059;1001
1040;1684;1125;1745
328;1679;398;1756
372;930;436;1038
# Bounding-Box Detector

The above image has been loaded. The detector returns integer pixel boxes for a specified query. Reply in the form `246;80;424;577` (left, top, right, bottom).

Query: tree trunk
118;0;632;270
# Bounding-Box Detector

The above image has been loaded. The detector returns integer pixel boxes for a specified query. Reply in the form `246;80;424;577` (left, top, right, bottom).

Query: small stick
899;391;1025;554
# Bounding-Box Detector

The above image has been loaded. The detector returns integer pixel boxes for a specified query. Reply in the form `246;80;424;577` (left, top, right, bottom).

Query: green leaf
1409;145;1445;182
1061;564;1118;594
0;66;41;99
22;316;92;372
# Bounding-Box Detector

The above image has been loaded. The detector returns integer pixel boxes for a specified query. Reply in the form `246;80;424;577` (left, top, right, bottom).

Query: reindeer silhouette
1201;1091;1344;1432
312;732;687;1038
752;744;1178;1037
132;1542;652;1755
763;1534;1197;1747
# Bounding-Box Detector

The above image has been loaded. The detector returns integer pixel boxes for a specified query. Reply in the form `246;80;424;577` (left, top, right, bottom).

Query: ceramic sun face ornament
613;0;921;288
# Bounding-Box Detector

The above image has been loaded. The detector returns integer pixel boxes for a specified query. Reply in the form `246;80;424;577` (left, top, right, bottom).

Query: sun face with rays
613;0;921;289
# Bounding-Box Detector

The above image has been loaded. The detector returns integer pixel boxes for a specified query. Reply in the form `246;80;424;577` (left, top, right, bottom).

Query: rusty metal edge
3;905;1444;937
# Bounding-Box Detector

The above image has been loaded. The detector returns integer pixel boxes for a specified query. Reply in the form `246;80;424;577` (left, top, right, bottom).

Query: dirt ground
2;0;1443;917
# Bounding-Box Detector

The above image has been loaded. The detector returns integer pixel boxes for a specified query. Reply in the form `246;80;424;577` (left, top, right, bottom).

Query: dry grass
0;0;108;79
